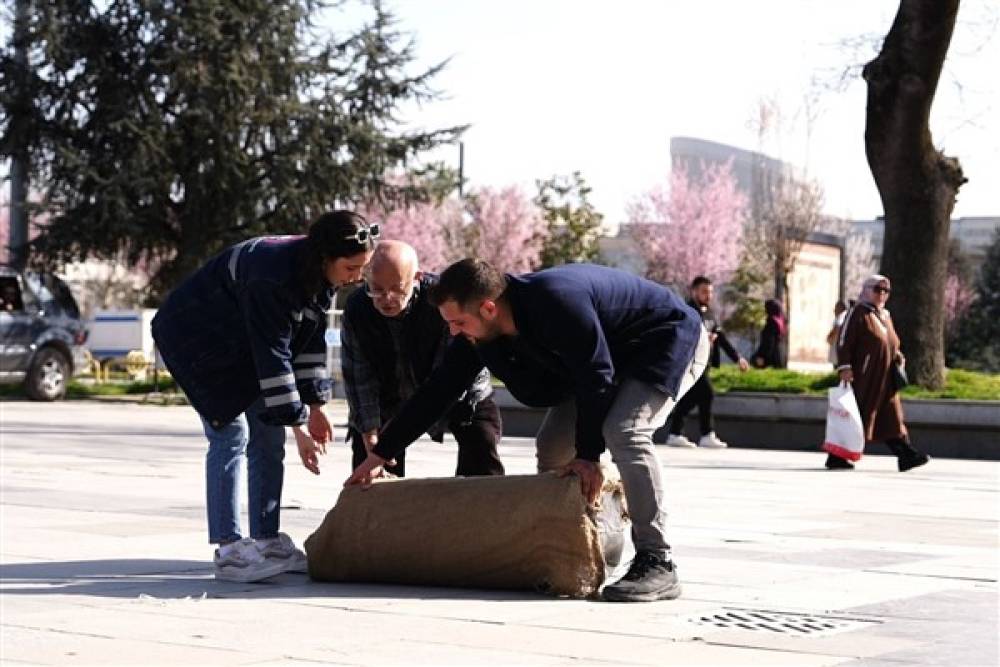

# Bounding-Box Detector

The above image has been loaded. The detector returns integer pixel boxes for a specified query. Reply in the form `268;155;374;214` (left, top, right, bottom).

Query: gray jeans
535;328;711;557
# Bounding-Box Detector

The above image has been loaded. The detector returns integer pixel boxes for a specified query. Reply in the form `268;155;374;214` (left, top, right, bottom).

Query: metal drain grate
689;608;879;637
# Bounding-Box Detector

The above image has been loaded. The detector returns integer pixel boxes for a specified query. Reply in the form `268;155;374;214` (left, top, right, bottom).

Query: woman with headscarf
752;298;787;369
825;274;929;472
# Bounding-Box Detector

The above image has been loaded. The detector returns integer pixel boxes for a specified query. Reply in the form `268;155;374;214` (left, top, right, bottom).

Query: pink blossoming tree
465;186;548;273
363;198;465;273
627;160;747;291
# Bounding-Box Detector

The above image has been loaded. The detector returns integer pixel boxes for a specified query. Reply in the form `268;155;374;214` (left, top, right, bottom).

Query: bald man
339;240;504;477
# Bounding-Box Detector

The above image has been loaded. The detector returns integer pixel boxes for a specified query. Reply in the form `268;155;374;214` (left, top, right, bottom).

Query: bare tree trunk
863;0;967;389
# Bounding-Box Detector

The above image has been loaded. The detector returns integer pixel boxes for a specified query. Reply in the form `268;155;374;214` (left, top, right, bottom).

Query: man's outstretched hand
344;451;396;489
558;458;604;505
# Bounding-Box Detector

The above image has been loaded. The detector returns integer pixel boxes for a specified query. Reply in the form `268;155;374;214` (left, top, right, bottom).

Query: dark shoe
897;450;930;472
887;439;930;472
825;454;854;470
602;552;681;602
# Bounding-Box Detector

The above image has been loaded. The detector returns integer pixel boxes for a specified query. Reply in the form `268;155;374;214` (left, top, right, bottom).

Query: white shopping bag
822;383;865;461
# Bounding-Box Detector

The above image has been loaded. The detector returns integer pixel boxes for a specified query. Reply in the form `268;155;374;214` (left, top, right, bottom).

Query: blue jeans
200;396;286;544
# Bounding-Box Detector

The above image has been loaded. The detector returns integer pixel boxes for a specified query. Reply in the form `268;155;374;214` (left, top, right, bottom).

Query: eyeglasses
364;280;414;302
345;223;381;244
872;286;891;294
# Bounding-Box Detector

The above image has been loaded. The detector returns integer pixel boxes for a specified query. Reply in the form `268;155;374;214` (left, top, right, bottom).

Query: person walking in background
752;298;787;369
663;276;748;449
340;240;504;479
826;300;849;367
152;211;377;581
825;275;929;472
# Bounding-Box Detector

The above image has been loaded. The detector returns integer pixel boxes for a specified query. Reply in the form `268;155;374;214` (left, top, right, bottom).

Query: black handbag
891;361;909;391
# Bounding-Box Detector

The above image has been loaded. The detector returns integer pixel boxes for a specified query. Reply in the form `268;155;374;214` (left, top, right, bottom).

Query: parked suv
0;265;88;400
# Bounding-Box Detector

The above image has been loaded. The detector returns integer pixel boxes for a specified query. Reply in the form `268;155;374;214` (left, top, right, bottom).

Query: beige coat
836;302;907;443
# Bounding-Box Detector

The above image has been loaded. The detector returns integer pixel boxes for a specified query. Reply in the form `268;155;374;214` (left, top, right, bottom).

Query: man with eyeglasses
340;240;505;478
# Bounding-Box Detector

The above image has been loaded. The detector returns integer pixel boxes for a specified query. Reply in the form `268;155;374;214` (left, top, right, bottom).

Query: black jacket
372;263;702;463
152;236;332;429
753;317;787;369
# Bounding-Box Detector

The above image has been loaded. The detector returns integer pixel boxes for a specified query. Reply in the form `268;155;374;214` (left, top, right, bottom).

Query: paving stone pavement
1;399;997;666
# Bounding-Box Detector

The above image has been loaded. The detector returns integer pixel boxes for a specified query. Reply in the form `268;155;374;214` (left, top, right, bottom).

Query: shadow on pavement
0;558;551;602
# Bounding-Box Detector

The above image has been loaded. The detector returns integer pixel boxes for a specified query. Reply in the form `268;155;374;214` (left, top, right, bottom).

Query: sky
327;0;999;225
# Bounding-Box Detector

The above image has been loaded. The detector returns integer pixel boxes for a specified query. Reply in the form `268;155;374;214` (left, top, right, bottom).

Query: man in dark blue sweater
347;259;710;602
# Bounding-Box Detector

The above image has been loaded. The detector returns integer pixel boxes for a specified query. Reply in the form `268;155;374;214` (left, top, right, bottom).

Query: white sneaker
214;538;286;583
698;432;728;449
256;532;308;574
666;434;697;448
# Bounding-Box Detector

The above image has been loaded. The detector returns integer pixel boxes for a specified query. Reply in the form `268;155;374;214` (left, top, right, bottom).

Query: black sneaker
602;552;681;602
825;454;855;470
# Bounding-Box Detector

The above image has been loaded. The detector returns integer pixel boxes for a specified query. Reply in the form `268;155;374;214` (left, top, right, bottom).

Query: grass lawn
710;366;999;401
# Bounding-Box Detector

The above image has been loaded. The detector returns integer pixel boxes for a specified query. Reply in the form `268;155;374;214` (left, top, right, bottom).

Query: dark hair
299;210;375;296
429;258;508;309
764;298;784;318
691;275;712;289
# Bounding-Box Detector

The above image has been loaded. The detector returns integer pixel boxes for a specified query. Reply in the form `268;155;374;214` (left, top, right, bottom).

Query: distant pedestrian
826;300;849;367
825;275;929;472
663;276;749;449
752;298;787;369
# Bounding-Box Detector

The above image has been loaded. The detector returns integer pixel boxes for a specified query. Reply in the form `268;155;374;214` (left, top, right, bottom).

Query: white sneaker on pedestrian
698;432;728;449
256;532;308;574
214;538;286;583
666;434;697;448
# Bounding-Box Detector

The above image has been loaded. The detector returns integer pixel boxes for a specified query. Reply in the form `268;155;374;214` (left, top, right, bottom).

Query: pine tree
0;1;462;299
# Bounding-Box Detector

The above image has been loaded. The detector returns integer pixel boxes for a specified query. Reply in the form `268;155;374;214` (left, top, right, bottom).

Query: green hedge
709;367;999;401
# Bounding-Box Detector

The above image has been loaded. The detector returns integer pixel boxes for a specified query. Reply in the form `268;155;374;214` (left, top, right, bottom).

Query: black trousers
349;396;505;477
667;371;715;437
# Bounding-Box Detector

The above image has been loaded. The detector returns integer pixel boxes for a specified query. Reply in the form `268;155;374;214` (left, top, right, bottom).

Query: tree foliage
0;0;462;299
363;195;465;273
948;228;1000;372
464;186;547;273
535;171;604;268
627;159;746;292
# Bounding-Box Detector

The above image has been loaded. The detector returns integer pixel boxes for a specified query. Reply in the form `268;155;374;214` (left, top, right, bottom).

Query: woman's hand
293;427;323;475
839;368;854;384
307;405;332;448
362;429;379;454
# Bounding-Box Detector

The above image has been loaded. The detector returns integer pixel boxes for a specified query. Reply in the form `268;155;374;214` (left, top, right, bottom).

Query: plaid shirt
340;307;382;433
340;292;491;435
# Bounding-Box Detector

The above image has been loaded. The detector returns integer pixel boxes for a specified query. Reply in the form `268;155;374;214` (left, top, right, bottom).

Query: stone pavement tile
791;511;998;548
734;571;980;611
679;546;937;570
506;598;731;639
864;553;999;582
0;624;261;665
691;627;921;660
844;588;998;624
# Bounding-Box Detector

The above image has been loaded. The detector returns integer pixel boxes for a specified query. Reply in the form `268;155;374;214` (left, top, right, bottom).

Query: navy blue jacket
152;236;333;429
372;263;702;462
